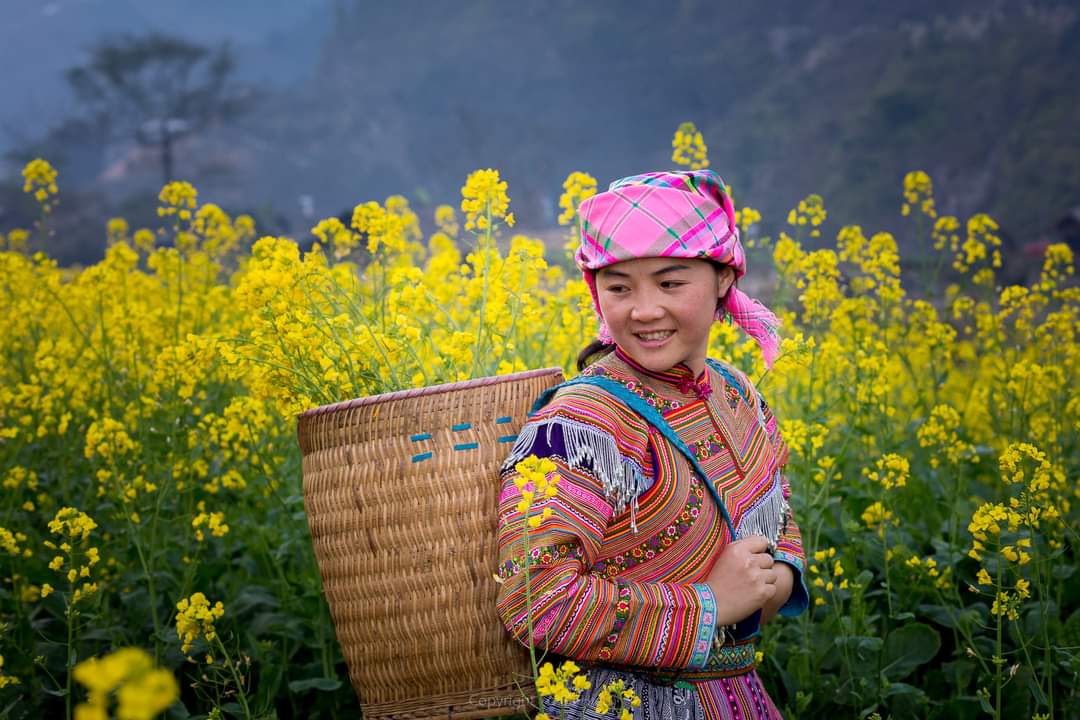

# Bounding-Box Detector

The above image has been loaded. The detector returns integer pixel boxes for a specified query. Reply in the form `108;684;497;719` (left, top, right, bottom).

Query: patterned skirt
541;666;784;720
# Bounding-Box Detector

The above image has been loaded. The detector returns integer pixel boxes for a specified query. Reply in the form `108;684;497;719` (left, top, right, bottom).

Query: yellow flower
157;181;198;220
901;170;936;219
976;568;992;586
990;591;1019;621
175;592;225;655
861;501;895;531
558;172;598;226
434;204;460;237
863;453;910;489
0;655;18;688
22;158;59;211
192;509;230;542
115;667;180;720
787;194;827;238
460;169;511;231
311;217;356;259
48;507;98;541
671;121;709;170
73;648;179;720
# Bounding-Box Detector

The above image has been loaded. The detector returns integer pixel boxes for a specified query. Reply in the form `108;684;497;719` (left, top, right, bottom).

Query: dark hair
576;339;615;371
574;262;738;372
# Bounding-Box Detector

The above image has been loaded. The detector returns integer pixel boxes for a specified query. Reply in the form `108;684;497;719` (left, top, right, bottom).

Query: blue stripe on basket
410;433;432;442
495;416;512;424
411;452;433;462
453;442;478;451
451;422;472;431
498;435;517;443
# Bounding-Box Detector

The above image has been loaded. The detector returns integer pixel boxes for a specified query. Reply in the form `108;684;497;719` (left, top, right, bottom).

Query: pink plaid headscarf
575;169;781;368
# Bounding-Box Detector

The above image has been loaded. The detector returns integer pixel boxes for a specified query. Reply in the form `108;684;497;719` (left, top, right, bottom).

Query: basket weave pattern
297;368;565;719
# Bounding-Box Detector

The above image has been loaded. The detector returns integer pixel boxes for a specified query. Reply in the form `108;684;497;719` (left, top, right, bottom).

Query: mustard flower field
1;126;1078;719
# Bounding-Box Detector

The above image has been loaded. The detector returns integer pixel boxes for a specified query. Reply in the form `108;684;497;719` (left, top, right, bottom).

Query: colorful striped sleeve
757;389;809;617
495;386;718;670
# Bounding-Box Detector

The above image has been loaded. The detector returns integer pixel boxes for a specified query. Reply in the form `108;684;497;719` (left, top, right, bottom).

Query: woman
496;170;809;719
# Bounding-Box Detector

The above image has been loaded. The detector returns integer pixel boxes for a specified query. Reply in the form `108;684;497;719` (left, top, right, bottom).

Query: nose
629;288;665;323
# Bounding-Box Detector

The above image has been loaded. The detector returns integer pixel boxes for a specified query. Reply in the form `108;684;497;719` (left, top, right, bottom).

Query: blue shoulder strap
705;358;750;404
530;374;737;538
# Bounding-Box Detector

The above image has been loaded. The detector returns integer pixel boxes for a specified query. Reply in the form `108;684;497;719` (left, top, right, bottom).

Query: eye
604;284;629;294
660;280;686;289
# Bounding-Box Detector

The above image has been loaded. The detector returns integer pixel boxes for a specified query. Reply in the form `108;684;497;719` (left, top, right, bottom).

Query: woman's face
596;257;735;375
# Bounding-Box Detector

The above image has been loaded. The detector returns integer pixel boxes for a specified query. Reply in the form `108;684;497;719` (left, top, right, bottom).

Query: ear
716;265;736;303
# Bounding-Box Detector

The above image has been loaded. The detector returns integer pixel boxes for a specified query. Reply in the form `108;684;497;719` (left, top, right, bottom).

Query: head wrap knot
575;169;781;368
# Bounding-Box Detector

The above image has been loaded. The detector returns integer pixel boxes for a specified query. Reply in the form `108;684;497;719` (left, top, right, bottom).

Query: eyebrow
600;264;692;279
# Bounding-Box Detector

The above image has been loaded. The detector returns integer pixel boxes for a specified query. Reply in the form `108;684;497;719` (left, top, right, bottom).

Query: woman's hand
705;535;777;626
760;562;794;624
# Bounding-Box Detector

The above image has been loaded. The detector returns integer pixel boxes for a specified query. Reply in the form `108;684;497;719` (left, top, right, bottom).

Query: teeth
637;330;673;341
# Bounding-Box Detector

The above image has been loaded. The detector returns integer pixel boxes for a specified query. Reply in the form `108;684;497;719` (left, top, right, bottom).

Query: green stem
471;203;494;379
128;513;162;660
304;280;364;391
65;601;74;720
994;544;1003;719
521;512;541;703
214;634;253;719
882;522;894;624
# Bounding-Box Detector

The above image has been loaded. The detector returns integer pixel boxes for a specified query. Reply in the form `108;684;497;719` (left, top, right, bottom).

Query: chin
622;343;688;371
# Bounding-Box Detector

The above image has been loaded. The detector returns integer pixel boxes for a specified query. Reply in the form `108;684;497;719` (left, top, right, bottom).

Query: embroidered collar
614;346;712;400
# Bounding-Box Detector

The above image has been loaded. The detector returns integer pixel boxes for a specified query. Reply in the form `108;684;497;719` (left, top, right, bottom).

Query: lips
633;330;674;346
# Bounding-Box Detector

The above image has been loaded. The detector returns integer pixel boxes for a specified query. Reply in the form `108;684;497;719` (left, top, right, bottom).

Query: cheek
596;293;626;327
596;292;614;318
683;286;720;325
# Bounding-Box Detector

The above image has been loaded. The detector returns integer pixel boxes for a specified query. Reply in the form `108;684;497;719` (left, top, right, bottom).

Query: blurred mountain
2;0;1078;267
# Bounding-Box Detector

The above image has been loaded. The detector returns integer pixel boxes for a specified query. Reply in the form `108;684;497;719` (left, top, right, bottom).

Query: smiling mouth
634;330;675;342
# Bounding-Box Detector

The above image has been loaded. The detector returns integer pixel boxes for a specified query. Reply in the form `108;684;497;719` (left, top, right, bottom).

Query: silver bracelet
712;622;737;650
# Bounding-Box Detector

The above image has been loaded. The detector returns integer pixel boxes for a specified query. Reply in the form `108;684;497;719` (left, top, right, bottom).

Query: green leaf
941;659;976;692
1050;562;1074;580
1019;665;1048;706
918;602;965;629
289;677;343;693
165;699;193;719
929;697;984;720
882;622;940;680
884;682;928;718
883;682;923;698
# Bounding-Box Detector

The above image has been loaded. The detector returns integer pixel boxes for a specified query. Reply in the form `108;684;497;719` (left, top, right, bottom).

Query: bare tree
66;33;251;186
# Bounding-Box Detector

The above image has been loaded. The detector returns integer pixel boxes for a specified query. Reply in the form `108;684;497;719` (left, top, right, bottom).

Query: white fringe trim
735;469;790;550
503;417;652;533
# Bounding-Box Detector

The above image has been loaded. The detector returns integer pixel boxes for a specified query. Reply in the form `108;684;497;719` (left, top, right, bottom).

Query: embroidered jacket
495;349;809;673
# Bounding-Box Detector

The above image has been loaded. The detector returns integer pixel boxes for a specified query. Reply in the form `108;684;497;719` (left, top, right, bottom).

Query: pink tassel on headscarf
722;287;782;369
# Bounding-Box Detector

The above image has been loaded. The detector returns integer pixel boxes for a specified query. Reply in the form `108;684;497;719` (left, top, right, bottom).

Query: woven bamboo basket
297;367;565;720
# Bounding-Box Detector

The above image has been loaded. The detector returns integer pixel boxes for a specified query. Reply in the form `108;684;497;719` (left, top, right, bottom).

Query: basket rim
297;366;565;419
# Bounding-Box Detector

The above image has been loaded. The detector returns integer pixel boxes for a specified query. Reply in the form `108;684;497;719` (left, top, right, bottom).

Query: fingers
738;535;770;553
